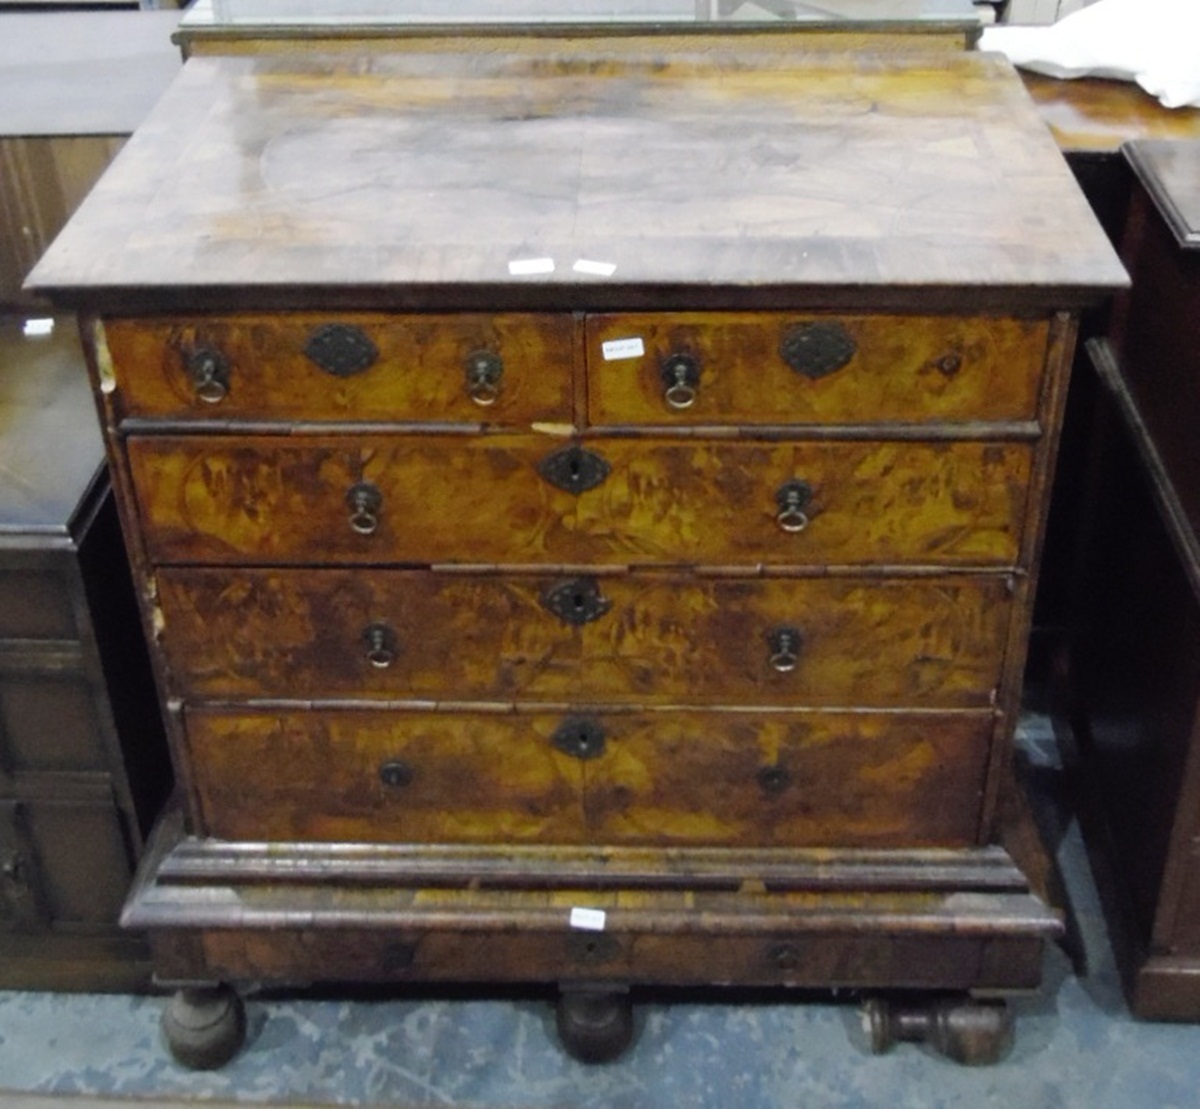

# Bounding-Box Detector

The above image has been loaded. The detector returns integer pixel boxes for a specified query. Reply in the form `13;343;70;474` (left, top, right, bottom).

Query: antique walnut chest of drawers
28;46;1126;1066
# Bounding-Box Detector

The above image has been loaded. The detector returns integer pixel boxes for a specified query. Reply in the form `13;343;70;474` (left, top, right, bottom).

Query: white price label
569;907;607;932
601;337;645;361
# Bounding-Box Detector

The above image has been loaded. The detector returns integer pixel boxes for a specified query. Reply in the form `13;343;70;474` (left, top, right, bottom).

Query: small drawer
1;799;132;930
0;569;76;640
159;569;1011;709
587;313;1049;426
128;434;1032;568
0;674;108;774
101;313;575;425
184;707;990;849
199;923;1012;991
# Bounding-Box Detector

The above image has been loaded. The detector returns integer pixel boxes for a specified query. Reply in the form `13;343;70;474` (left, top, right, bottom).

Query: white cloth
979;0;1200;109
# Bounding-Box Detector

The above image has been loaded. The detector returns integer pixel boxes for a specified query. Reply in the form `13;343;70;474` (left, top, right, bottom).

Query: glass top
181;0;980;31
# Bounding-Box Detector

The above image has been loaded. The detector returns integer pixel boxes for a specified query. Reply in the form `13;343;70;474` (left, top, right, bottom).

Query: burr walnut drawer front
100;314;575;424
127;435;1032;568
184;708;993;848
586;313;1050;426
199;924;1041;993
158;569;1011;708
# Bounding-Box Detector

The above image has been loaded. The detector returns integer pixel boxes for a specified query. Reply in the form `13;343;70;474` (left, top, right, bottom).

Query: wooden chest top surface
27;48;1125;312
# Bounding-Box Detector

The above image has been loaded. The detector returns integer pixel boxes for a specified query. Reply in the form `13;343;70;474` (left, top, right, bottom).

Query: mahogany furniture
0;314;169;990
28;46;1125;1067
1067;140;1200;1020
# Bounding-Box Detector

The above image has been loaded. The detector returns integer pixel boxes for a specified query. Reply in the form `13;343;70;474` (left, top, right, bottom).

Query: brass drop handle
775;480;813;533
363;622;399;669
766;627;803;673
187;348;229;404
346;482;383;535
464;350;503;407
660;352;700;411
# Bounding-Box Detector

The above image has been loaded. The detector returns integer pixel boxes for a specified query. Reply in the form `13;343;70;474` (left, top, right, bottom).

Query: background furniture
0;9;181;310
1066;140;1200;1020
0;315;170;990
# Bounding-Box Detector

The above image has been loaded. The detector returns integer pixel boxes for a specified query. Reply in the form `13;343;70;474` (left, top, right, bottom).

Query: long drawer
101;314;576;425
183;707;993;849
128;435;1033;567
158;569;1011;708
586;312;1049;426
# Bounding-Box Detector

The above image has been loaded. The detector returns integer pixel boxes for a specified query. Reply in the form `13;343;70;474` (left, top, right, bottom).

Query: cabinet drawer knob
775;480;813;533
661;352;700;410
379;760;413;788
363;622;399;668
1;852;27;887
304;323;378;377
756;765;792;795
766;627;803;673
346;482;383;535
780;321;855;379
187;348;229;404
464;350;503;407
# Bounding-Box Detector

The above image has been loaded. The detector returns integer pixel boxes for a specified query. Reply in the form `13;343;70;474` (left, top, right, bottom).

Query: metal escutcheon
779;321;856;379
187;348;229;404
304;323;379;377
542;578;612;627
464;350;503;406
775;480;813;533
538;445;611;495
346;482;383;535
552;717;607;761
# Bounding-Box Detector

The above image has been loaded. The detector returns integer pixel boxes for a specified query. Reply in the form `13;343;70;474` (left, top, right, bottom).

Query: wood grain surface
157;568;1010;707
183;707;992;847
26;50;1126;311
102;312;576;424
586;312;1049;426
127;434;1032;567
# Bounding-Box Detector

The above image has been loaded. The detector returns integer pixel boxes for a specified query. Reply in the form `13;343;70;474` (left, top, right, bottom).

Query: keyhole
573;592;586;610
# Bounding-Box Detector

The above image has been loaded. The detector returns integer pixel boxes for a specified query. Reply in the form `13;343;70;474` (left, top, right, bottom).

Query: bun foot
556;985;634;1064
863;996;1014;1066
161;984;246;1070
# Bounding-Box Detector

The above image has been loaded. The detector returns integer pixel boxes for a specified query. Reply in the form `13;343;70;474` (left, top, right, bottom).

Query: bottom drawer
193;923;1042;992
185;708;993;849
1;798;133;931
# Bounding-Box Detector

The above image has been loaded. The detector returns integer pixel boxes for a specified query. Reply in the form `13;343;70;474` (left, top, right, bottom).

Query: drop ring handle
775;480;813;534
346;482;383;535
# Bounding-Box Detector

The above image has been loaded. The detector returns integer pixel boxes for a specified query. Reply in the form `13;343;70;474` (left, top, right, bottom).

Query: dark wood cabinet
1067;140;1200;1020
0;315;170;990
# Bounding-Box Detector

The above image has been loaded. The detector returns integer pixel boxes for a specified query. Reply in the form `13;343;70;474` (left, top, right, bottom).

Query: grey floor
0;717;1197;1109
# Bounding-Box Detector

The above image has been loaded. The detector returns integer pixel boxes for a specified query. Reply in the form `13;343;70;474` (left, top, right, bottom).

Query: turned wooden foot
161;984;246;1070
556;986;634;1064
863;996;1014;1066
